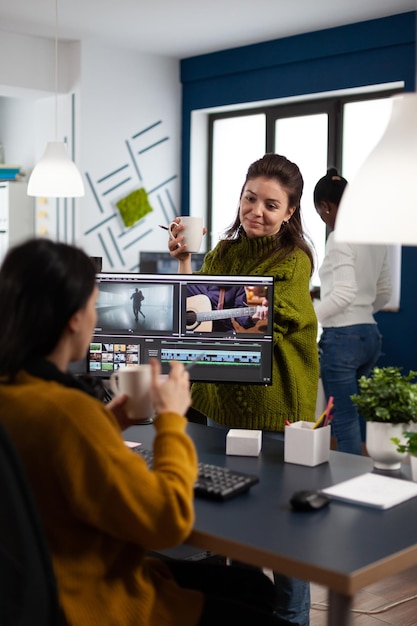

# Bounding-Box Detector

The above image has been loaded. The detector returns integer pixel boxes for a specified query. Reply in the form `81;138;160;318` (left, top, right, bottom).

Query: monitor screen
88;272;274;385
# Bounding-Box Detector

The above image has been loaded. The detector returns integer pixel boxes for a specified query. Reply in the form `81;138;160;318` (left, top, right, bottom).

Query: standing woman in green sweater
169;153;319;626
170;153;319;431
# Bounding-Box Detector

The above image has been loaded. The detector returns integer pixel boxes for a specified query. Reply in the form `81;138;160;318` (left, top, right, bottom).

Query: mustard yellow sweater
0;371;204;626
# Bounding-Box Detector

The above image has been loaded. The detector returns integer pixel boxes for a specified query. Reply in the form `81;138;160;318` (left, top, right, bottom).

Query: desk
125;422;417;626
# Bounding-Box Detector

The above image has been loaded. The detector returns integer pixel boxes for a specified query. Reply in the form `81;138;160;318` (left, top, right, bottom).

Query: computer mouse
289;489;330;511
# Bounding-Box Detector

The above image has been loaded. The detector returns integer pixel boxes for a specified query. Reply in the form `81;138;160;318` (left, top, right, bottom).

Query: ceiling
1;0;416;59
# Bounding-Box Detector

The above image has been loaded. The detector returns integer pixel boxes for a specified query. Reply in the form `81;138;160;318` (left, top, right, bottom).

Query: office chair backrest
0;422;61;625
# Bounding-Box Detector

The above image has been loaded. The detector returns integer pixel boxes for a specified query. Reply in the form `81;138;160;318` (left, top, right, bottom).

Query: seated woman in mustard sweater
0;238;286;626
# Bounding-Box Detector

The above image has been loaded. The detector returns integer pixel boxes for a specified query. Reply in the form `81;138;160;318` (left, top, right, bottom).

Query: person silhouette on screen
130;287;145;321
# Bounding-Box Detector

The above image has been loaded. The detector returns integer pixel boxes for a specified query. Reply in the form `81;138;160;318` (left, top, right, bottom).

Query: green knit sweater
191;234;319;431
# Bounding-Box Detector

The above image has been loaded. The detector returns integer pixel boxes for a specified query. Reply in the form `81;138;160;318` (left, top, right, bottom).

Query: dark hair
0;238;97;378
218;153;314;272
313;168;348;207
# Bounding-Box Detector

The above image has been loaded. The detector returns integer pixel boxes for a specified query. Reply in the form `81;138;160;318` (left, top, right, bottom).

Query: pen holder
284;421;331;467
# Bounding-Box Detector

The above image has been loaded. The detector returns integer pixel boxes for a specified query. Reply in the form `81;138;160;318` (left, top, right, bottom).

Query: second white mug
110;364;153;422
169;216;203;253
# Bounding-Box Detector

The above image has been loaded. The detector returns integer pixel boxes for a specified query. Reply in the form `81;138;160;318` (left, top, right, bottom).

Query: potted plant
391;432;417;481
351;366;417;470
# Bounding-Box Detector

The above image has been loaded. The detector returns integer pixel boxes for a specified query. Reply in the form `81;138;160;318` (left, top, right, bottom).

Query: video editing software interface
89;272;274;384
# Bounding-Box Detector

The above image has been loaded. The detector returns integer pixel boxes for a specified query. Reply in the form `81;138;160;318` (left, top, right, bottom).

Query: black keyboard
132;446;259;501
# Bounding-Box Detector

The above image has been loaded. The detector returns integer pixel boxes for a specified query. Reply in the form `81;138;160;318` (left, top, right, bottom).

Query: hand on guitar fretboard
186;294;262;332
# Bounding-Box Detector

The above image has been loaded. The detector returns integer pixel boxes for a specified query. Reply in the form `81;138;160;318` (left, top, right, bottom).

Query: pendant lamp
333;92;417;245
27;0;84;198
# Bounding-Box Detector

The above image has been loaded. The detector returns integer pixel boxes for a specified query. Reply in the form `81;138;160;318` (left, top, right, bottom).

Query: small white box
226;429;262;456
284;421;330;467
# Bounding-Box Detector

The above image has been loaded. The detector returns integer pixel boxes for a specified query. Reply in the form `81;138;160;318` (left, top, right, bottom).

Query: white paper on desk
321;473;417;509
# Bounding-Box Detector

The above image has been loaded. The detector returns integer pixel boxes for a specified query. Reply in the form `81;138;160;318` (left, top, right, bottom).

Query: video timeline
160;347;262;366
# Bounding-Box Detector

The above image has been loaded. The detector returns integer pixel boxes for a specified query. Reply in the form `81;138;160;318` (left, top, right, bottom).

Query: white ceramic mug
110;364;153;422
169;216;203;253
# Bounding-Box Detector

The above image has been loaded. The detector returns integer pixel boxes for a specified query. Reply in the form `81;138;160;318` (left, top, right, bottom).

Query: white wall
0;31;55;95
0;97;36;169
0;32;182;270
78;40;182;270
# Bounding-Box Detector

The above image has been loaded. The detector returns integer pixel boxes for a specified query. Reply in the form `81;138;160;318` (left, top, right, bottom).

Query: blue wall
180;12;417;372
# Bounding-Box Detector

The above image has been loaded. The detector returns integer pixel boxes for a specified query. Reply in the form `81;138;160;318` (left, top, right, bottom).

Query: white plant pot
366;421;411;470
410;455;417;482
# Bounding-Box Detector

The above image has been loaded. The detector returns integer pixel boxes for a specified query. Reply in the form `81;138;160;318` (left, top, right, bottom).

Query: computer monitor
139;251;205;274
88;272;275;385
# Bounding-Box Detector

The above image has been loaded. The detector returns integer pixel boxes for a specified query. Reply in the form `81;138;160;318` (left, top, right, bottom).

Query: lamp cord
54;0;58;141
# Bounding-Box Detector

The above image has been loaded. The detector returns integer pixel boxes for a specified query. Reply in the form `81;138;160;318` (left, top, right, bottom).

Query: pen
159;224;169;231
323;407;334;427
325;396;334;418
323;396;334;427
325;414;334;426
312;409;327;430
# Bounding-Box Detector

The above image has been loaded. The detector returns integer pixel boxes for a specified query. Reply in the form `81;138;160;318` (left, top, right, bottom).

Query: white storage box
226;429;262;456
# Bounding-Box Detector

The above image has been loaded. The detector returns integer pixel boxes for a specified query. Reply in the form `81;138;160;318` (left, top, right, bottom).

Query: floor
310;563;417;625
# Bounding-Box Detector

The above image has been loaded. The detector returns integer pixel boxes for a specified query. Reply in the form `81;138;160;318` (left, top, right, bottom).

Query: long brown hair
218;153;314;272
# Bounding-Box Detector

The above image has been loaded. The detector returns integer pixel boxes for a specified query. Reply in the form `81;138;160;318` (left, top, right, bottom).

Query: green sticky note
116;187;153;227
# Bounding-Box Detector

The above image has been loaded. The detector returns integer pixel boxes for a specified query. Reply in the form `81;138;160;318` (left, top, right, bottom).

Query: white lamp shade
334;93;417;245
27;141;85;198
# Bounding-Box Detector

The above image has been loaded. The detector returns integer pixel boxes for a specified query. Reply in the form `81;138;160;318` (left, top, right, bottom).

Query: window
210;114;265;241
207;87;402;308
274;112;328;286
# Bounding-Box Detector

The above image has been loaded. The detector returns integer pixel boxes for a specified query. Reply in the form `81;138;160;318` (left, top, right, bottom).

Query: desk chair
0;422;61;625
186;406;208;425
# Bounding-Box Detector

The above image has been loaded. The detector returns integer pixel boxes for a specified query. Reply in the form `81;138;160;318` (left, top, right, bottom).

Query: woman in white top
314;169;392;455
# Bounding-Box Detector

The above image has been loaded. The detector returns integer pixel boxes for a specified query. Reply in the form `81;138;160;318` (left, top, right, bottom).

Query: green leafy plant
351;366;417;424
391;432;417;456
